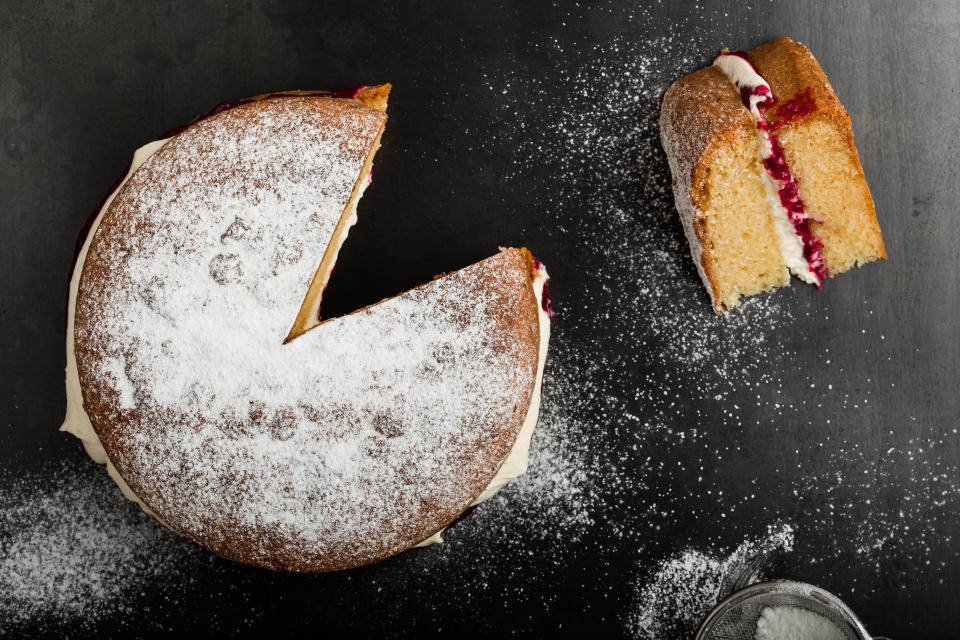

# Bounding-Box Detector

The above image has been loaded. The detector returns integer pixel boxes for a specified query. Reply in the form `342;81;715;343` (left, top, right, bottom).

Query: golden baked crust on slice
73;94;545;571
660;37;885;312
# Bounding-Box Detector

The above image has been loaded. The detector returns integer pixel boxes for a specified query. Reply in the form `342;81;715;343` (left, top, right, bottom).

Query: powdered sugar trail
0;458;205;634
629;523;795;639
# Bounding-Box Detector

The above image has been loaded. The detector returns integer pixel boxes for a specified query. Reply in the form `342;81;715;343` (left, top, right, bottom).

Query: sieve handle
719;547;778;595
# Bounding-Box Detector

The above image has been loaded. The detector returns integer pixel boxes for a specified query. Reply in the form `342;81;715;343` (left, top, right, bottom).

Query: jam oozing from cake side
541;281;555;320
714;51;827;286
532;258;555;321
763;87;818;133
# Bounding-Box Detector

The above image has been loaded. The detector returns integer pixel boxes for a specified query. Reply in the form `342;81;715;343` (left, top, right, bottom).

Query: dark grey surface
2;0;959;637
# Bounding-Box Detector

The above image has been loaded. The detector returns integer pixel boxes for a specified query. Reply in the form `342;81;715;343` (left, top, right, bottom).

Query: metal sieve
694;580;885;640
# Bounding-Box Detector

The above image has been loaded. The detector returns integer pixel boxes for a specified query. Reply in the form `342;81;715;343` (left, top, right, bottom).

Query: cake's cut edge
747;38;886;275
284;102;388;342
695;128;792;312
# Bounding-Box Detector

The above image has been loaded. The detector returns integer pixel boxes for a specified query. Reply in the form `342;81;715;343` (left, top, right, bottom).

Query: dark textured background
2;0;958;638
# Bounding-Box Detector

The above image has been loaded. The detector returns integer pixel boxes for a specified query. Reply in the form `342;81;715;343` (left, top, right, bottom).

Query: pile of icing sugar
755;606;846;640
76;99;534;558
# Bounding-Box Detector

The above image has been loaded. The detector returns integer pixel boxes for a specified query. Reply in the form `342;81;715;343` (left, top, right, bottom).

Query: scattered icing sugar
439;360;596;545
0;459;202;634
73;97;539;569
629;524;795;639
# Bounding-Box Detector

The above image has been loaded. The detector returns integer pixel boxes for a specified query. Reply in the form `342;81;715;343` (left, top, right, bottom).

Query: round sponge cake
71;93;547;571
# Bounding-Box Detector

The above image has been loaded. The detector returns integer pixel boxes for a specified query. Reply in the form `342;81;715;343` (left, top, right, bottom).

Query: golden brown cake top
747;38;846;131
73;94;541;571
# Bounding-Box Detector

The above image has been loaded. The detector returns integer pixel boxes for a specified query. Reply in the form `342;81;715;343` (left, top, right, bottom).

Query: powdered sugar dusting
20;7;957;634
116;259;537;568
73;97;540;570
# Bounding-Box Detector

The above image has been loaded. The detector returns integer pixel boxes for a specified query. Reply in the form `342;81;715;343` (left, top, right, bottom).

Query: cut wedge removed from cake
62;87;552;571
660;37;885;312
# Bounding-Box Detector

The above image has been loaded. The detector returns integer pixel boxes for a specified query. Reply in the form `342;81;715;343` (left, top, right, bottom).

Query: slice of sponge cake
661;37;885;312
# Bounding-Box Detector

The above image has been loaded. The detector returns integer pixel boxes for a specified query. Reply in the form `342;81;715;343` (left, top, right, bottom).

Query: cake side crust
660;65;759;312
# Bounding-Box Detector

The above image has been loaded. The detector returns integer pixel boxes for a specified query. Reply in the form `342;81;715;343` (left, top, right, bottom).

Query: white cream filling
62;139;550;546
713;53;817;285
414;264;551;546
62;139;171;523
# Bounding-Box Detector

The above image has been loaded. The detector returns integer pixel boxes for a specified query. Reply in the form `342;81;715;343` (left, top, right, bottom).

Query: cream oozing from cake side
62;138;549;548
62;138;173;521
713;51;826;286
414;261;551;547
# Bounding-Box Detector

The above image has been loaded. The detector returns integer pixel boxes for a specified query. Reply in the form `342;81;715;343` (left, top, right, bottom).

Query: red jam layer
725;51;827;284
763;87;817;132
532;258;555;321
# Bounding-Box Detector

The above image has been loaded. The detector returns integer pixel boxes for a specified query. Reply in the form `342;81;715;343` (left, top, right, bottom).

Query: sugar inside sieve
694;580;886;640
